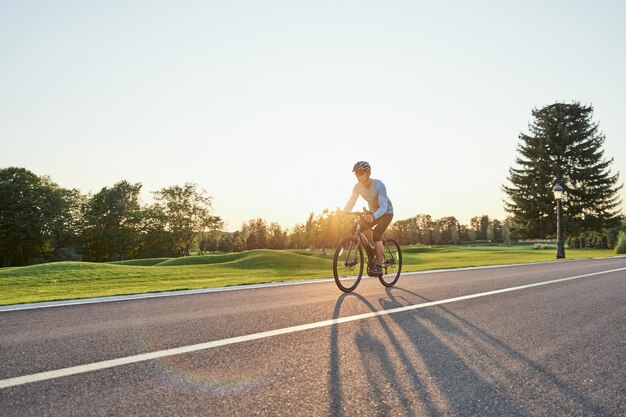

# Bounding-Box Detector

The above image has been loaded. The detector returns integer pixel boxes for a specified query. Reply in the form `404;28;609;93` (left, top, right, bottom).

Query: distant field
0;246;620;306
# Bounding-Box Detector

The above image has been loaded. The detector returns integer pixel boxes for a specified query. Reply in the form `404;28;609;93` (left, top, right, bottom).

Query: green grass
108;258;171;266
0;246;621;306
400;244;612;271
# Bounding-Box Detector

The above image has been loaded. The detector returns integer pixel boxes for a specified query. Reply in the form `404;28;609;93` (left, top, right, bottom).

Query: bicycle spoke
379;238;402;287
333;237;363;292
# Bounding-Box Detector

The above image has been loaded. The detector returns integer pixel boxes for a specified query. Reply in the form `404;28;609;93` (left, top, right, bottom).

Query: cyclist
343;161;394;276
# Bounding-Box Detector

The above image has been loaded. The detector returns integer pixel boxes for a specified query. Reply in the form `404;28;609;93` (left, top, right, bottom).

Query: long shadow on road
327;286;614;416
385;287;614;416
329;292;441;417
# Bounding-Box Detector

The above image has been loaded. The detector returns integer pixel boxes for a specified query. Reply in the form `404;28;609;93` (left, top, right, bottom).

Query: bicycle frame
347;213;394;268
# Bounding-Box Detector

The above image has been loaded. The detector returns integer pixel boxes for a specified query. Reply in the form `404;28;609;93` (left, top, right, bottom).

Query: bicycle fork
341;240;359;269
359;234;382;276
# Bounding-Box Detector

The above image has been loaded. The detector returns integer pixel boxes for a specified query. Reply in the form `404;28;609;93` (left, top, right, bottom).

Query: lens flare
131;326;270;394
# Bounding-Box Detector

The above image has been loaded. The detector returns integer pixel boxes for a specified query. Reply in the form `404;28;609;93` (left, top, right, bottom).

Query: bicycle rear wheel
333;236;364;292
379;237;402;287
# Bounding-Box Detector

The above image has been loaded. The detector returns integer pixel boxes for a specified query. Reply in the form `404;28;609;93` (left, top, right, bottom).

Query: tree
501;224;511;245
197;232;209;254
416;215;434;244
436;216;460;245
487;223;495;242
289;224;307;249
388;214;433;245
0;168;67;266
268;222;288;249
305;213;317;249
491;219;503;242
457;224;471;242
306;209;351;249
451;224;459;245
232;236;246;252
219;234;234;252
242;218;269;249
387;218;413;245
152;183;223;256
138;204;170;258
470;215;490;240
606;218;626;250
208;238;219;253
503;102;622;239
431;224;441;245
48;188;87;261
83;181;144;261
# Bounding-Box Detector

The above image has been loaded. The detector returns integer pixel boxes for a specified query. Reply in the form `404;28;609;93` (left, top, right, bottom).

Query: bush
615;231;626;254
49;246;82;262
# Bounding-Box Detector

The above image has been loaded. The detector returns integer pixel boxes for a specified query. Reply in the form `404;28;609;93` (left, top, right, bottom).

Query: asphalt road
1;258;625;416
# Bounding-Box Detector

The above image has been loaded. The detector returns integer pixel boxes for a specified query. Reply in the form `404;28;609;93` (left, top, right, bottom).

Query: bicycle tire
333;236;364;292
379;237;402;287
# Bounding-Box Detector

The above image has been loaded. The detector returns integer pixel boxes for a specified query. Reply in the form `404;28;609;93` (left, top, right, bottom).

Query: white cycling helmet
352;161;371;173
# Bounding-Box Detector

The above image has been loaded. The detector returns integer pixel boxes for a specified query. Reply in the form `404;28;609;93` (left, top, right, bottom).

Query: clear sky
2;1;625;232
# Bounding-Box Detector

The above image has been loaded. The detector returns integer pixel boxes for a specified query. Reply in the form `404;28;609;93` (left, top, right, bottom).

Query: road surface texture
1;257;625;416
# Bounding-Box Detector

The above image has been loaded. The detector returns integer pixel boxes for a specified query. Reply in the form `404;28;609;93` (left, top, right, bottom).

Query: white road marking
1;266;625;390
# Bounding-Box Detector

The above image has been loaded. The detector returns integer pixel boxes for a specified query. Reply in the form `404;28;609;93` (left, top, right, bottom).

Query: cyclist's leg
352;218;372;234
353;219;372;247
372;214;394;266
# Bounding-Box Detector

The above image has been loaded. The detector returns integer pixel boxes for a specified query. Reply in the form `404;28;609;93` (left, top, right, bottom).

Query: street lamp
552;184;566;259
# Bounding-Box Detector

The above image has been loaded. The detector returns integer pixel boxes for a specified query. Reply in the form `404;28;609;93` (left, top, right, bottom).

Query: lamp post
552;184;566;259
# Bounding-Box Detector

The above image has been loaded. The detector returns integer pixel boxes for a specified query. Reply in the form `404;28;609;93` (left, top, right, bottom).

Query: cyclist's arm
342;185;359;213
372;182;389;219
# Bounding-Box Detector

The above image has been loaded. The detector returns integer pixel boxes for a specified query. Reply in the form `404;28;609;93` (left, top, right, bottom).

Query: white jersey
343;178;393;219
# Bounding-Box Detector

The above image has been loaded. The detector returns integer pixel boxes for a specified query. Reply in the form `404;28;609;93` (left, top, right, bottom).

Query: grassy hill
109;258;171;266
0;246;619;306
0;250;333;305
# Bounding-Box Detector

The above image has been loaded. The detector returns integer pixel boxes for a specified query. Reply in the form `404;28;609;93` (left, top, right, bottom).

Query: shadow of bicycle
327;286;613;417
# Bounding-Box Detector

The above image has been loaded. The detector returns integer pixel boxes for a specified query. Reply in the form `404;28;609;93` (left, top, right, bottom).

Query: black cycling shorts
352;213;394;242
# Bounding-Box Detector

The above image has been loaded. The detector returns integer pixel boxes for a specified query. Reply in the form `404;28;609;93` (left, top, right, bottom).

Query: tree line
2;103;625;266
1;165;623;267
0;167;518;267
0;168;222;266
219;212;509;254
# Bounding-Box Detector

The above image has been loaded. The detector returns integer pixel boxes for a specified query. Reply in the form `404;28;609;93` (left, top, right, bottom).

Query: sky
1;0;625;232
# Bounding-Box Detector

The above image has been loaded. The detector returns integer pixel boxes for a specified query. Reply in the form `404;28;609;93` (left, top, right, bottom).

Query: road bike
332;210;402;292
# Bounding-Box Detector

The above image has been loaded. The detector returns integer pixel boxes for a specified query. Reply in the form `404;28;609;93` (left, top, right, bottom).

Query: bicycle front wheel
379;238;402;287
333;236;364;292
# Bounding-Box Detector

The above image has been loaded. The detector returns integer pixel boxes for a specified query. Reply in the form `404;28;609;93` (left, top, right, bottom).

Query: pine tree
503;102;622;239
218;235;234;252
232;236;246;252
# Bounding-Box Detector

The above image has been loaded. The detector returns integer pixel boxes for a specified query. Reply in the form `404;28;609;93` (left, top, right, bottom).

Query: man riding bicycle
342;161;394;276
